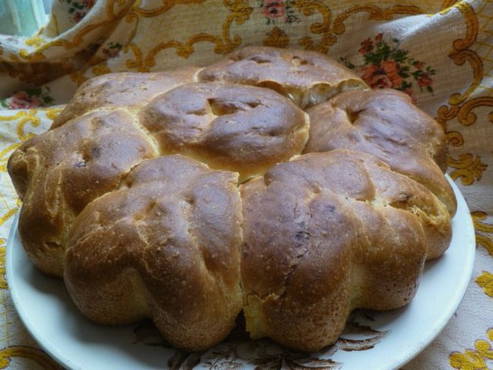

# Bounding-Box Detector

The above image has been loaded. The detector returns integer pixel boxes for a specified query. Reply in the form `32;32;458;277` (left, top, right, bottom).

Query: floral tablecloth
0;0;492;368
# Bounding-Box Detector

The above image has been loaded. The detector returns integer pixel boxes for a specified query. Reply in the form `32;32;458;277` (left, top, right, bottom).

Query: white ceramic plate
7;176;475;370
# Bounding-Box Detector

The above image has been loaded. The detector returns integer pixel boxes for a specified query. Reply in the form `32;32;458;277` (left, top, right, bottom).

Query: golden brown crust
52;67;200;128
199;46;367;108
140;82;309;180
7;46;456;353
305;88;456;217
64;155;243;350
8;110;157;276
241;150;449;351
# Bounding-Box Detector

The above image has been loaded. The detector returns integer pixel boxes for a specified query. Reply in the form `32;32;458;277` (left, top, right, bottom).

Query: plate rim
389;175;476;369
6;175;476;370
6;212;79;370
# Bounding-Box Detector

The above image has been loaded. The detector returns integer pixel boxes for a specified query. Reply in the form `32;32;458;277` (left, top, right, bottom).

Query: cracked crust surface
140;82;309;180
8;110;156;276
305;88;456;217
65;155;243;350
198;46;367;108
241;150;450;351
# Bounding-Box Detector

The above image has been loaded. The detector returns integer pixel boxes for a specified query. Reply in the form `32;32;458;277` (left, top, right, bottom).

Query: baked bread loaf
51;67;201;128
241;150;450;351
305;89;456;222
65;155;242;350
8;46;455;352
198;46;367;108
140;82;309;180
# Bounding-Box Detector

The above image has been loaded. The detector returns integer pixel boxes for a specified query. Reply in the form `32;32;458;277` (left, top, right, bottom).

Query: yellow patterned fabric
0;0;492;368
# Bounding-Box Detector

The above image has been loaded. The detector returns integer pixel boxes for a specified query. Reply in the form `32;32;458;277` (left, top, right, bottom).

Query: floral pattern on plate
134;312;387;370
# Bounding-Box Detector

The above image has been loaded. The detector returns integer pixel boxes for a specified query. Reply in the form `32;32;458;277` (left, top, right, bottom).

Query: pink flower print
263;0;286;19
381;60;403;88
368;74;393;89
417;74;433;88
359;38;373;55
413;61;424;70
7;91;42;109
340;33;437;102
361;64;379;84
